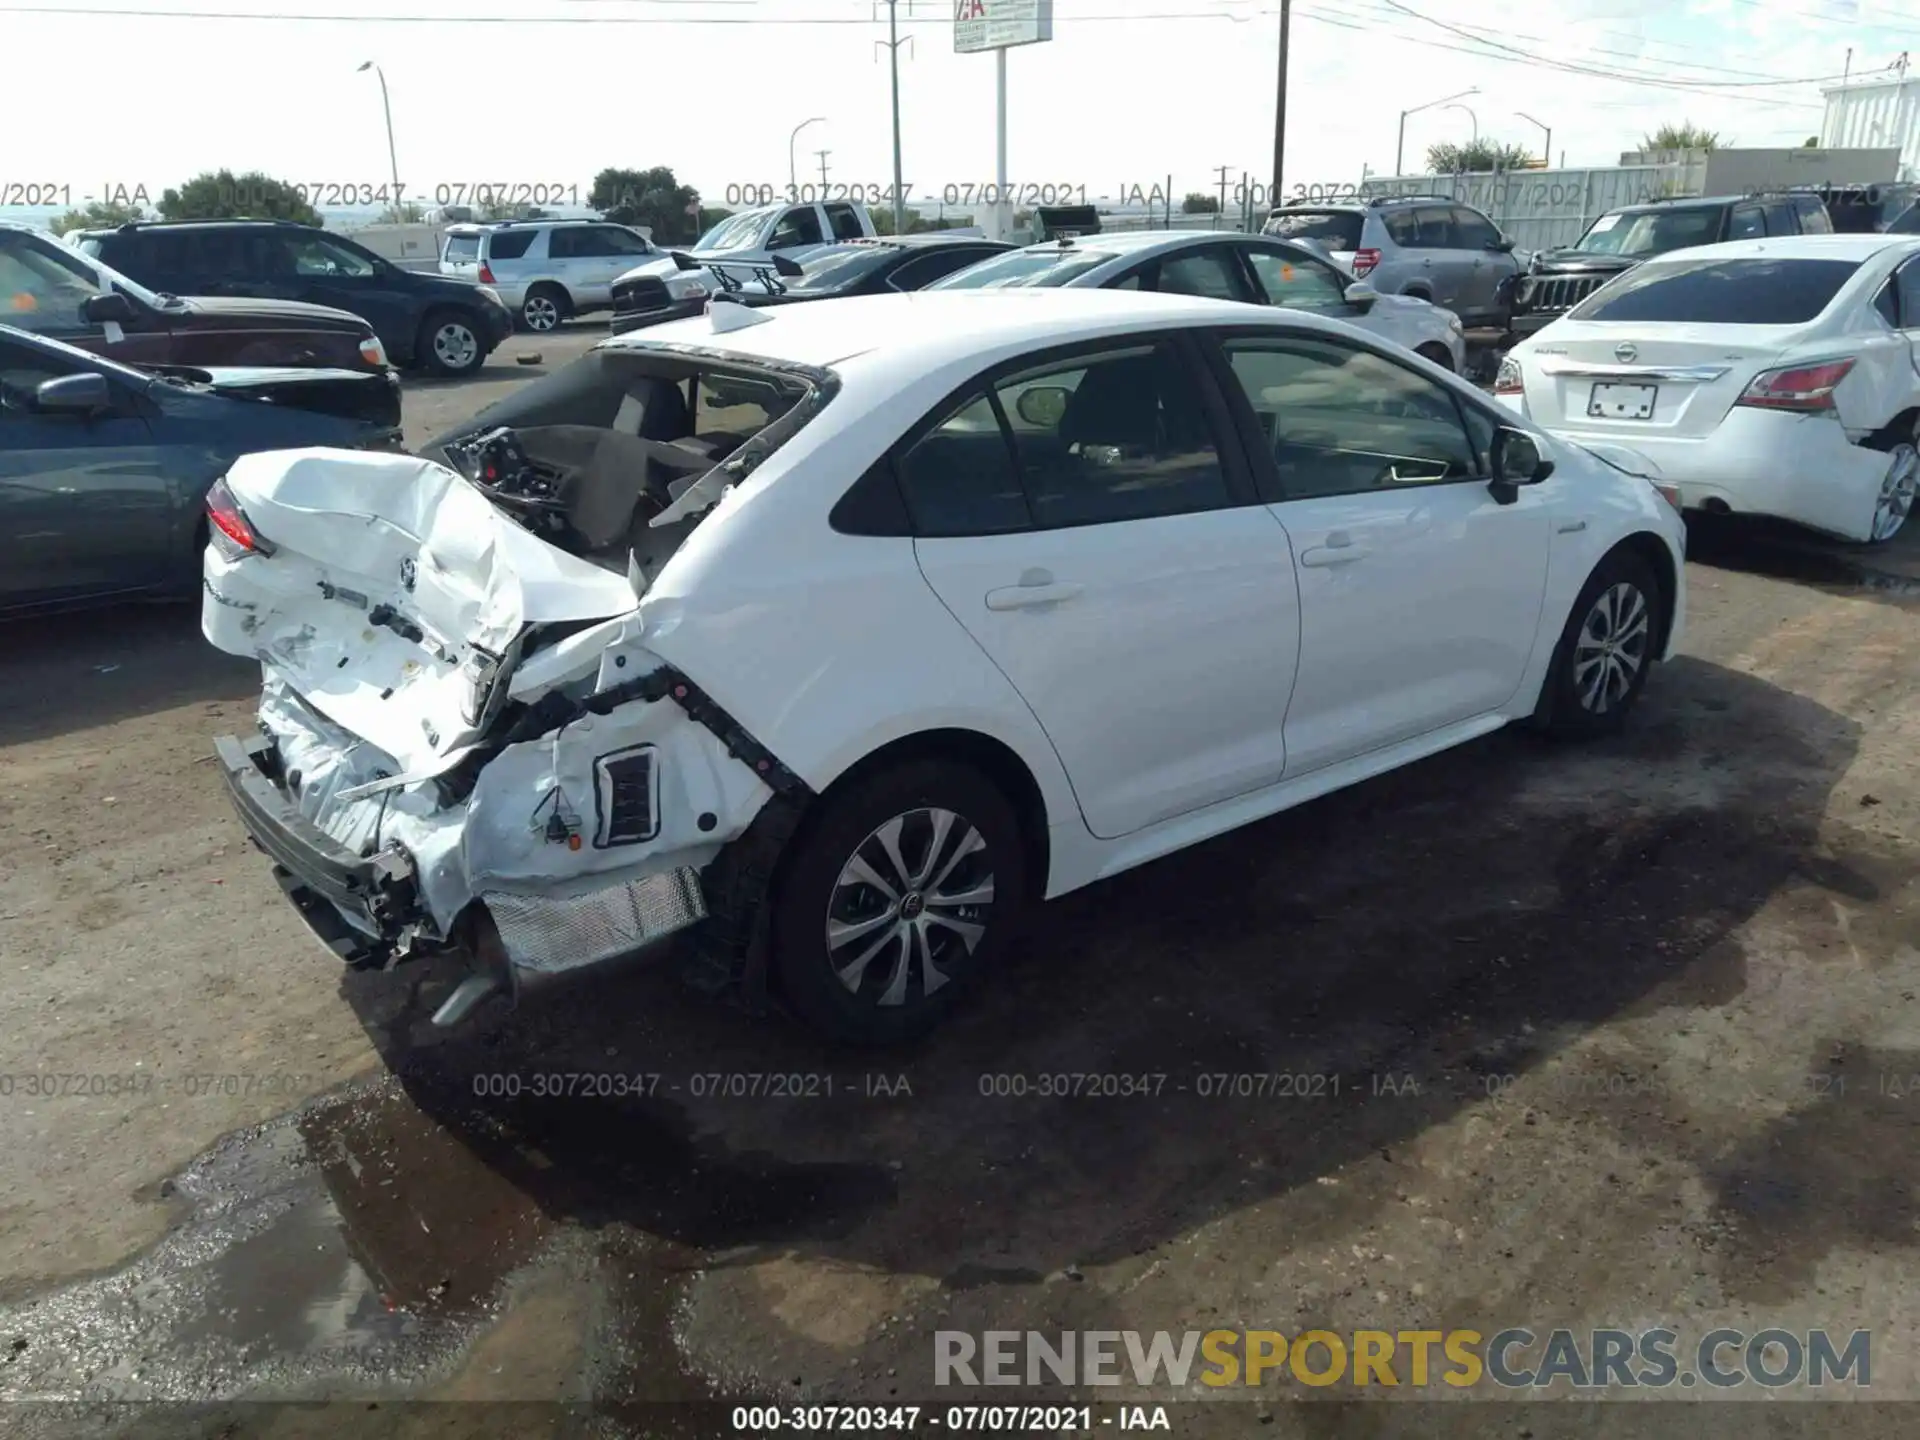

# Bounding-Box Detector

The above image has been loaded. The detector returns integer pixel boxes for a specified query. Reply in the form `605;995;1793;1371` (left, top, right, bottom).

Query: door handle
985;581;1083;610
986;569;1081;610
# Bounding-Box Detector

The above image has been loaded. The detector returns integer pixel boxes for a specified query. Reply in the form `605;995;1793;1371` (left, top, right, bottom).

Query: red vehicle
1;220;393;376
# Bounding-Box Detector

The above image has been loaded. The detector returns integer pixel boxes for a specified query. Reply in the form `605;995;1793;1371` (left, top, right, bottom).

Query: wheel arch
1866;405;1920;449
1602;529;1679;658
1414;340;1454;371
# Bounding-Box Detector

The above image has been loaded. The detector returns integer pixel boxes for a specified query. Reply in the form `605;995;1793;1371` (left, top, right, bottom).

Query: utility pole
875;1;912;236
816;150;832;194
1271;0;1292;202
1214;163;1231;222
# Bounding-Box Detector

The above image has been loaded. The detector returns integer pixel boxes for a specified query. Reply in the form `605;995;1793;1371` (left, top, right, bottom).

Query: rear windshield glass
1569;257;1861;324
1263;209;1364;250
925;249;1115;289
443;235;481;263
1573;207;1724;257
789;244;896;292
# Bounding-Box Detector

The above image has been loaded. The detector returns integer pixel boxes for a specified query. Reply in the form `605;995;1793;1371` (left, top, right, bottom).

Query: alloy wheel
523;295;561;332
824;807;996;1008
1871;442;1917;542
1573;581;1650;714
433;321;479;372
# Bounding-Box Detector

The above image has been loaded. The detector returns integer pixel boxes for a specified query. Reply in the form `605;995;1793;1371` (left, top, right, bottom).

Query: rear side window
1264;209;1364;251
1762;201;1798;235
1380;209;1419;246
72;236;104;260
487;230;538;260
444;234;482;263
1794;196;1833;234
1571;258;1862;325
896;392;1032;536
824;204;866;241
1412;208;1454;247
1727;206;1765;240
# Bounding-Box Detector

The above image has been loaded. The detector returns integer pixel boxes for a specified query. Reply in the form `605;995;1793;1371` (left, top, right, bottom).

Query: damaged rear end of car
203;335;835;1024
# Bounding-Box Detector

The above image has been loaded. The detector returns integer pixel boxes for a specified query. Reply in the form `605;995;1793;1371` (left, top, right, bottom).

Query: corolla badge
1615;342;1639;363
400;557;417;592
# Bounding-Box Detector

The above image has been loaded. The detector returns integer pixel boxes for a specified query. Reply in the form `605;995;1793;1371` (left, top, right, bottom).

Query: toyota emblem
1614;342;1639;363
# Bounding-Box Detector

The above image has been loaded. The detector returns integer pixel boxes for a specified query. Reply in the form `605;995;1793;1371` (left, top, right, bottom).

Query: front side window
1242;247;1351;314
595;226;655;255
990;343;1232;528
0;233;104;333
1569;257;1861;325
0;335;81;415
1220;336;1480;501
282;232;377;277
768;207;825;249
1579;206;1729;256
1451;207;1502;248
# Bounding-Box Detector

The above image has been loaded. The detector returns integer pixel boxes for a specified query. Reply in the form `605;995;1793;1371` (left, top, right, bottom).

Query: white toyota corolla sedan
204;289;1685;1045
1494;233;1920;544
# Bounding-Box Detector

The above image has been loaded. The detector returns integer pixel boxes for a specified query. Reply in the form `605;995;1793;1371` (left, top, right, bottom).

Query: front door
1208;328;1552;775
906;335;1302;839
267;230;412;348
0;336;170;606
549;225;655;309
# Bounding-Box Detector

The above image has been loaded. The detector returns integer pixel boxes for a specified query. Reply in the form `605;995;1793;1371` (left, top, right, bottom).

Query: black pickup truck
1511;191;1833;337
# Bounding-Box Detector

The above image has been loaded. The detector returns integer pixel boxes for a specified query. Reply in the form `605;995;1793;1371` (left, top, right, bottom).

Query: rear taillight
478;263;496;284
1735;357;1856;413
205;477;275;560
1494;356;1524;394
1351;247;1381;277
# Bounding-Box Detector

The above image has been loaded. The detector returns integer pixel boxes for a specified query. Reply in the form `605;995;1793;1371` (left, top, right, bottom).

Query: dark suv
74;220;515;378
1511;191;1833;336
2;220;393;377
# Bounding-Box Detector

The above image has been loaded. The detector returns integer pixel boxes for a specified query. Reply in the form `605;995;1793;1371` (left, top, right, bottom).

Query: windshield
787;244;896;292
1574;207;1724;258
1263;209;1365;250
925;248;1115;289
1569;257;1861;324
0;230;169;330
694;210;772;252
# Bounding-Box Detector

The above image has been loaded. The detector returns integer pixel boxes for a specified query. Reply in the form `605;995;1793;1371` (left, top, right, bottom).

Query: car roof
609;288;1331;371
1629;232;1920;264
1007;229;1258;259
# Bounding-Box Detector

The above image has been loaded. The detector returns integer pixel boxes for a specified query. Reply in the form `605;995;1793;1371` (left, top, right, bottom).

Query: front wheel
417;311;486;377
770;760;1029;1047
1538;550;1662;739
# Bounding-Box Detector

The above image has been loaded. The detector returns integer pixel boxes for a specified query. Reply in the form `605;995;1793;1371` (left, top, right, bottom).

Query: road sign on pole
954;1;1054;240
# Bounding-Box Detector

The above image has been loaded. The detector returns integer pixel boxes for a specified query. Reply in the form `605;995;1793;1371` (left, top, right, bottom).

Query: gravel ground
1;320;1917;1437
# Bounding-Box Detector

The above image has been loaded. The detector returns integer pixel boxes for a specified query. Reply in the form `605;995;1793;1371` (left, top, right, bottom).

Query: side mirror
1489;425;1554;503
772;254;805;278
1343;282;1378;311
1015;385;1073;428
83;291;138;324
1489;235;1516;253
34;372;112;415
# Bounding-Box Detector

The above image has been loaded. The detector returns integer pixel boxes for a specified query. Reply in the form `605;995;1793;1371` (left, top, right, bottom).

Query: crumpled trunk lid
204;447;638;775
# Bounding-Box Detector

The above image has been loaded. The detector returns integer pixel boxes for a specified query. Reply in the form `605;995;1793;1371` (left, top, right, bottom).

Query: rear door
1207;327;1551;773
552;225;655;308
0;335;171;606
906;334;1302;839
268;230;415;342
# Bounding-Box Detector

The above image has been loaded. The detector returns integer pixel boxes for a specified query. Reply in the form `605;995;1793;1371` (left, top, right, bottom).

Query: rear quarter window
1570;257;1862;325
484;230;537;261
1264;209;1364;250
443;234;482;263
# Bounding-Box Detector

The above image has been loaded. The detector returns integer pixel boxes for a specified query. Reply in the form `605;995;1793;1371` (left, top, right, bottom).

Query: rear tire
520;285;567;334
1862;417;1918;544
1537;549;1663;740
770;760;1029;1047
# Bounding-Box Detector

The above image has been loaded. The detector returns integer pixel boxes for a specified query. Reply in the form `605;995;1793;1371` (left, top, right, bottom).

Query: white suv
204;290;1684;1045
442;219;659;333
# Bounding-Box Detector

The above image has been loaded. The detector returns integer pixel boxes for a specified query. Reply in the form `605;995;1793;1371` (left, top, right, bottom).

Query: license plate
1589;381;1658;420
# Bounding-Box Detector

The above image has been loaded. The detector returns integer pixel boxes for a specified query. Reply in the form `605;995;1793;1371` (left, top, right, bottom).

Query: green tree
694;206;733;238
1426;140;1536;174
1181;191;1221;214
1642;123;1721;153
1804;135;1821;147
871;206;971;235
376;201;429;224
50;199;150;236
589;166;703;245
158;170;323;226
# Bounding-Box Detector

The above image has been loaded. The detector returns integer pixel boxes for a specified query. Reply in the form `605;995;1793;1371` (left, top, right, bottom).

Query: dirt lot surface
2;322;1919;1437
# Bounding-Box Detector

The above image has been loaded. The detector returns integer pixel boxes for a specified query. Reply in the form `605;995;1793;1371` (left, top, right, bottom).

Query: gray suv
1264;195;1520;329
441;218;659;333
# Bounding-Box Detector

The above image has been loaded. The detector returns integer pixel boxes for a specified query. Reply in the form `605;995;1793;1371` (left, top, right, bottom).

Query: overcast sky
0;0;1905;214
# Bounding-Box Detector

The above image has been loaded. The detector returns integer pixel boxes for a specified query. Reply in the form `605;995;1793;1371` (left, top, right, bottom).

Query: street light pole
1396;86;1480;176
1271;0;1292;204
875;2;912;236
1516;111;1551;169
1444;103;1479;144
356;62;402;213
789;116;825;196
